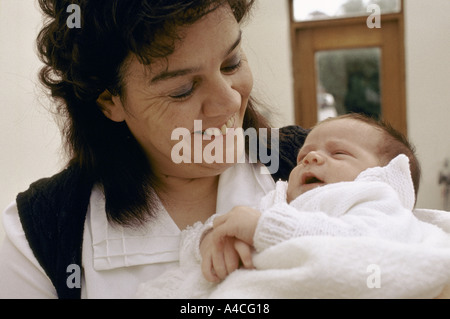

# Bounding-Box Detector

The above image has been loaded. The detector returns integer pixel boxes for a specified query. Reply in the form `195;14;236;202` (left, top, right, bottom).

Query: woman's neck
155;174;220;230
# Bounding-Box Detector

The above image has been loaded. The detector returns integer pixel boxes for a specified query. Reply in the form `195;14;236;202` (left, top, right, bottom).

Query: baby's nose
302;151;325;165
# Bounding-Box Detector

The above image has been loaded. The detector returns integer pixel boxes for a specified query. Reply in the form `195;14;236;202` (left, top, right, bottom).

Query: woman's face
104;5;253;180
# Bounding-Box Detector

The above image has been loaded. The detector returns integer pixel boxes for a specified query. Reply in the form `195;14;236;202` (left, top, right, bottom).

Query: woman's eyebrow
225;30;242;57
150;67;200;84
150;30;242;84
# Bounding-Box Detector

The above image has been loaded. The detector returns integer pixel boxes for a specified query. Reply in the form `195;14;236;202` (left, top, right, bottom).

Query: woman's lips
195;114;237;137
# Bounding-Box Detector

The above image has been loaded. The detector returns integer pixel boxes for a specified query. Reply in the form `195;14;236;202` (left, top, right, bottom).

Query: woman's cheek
238;61;254;99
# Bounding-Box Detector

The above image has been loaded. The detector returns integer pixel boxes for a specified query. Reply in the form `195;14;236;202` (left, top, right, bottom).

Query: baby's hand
199;206;261;282
213;206;261;245
200;234;253;282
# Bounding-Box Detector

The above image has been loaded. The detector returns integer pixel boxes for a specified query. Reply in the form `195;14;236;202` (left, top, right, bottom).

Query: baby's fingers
223;238;240;275
234;239;254;269
212;237;239;280
210;242;228;281
201;253;220;283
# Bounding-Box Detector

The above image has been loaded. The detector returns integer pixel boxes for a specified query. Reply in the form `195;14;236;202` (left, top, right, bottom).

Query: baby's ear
96;90;126;122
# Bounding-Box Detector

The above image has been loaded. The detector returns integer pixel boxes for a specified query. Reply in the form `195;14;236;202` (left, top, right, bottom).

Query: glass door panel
315;47;382;121
293;0;401;22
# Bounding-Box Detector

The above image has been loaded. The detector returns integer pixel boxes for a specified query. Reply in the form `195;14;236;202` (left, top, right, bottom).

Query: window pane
293;0;401;22
315;47;382;121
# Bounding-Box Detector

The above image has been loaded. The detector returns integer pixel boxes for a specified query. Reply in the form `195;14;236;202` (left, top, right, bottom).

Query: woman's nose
202;77;241;117
302;151;325;165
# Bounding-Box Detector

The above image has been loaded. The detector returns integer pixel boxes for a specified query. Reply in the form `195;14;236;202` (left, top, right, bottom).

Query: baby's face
286;118;383;203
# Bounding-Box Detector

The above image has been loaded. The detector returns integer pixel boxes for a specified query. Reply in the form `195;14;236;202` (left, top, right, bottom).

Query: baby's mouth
302;173;324;185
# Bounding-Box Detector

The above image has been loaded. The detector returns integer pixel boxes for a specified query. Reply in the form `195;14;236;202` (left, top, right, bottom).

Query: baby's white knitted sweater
253;154;424;252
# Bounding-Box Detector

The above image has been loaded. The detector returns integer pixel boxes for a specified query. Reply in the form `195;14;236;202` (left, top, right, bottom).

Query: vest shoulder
16;165;92;210
14;164;92;299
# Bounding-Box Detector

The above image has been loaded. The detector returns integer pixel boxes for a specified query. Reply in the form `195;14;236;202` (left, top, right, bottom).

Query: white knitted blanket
209;226;450;298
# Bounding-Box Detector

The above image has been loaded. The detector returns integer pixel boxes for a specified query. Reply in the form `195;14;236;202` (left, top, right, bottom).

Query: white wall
0;1;64;242
1;0;449;242
404;0;450;210
243;0;295;127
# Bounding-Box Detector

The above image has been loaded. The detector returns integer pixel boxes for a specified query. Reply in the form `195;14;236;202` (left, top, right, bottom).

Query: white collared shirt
0;161;275;298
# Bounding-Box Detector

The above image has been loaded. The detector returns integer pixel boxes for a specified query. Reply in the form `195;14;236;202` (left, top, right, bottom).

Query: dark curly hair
36;0;270;227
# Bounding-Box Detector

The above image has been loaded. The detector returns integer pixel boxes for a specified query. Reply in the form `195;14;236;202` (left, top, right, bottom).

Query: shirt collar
89;185;180;271
89;161;275;271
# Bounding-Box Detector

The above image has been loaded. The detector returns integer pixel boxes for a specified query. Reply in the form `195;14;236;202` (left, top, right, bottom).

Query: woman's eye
221;59;242;73
169;83;195;100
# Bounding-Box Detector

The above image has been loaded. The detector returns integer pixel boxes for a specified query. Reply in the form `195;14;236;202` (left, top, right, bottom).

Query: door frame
289;3;406;135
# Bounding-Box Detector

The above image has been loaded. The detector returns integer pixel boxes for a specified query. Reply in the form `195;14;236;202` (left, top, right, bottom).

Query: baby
137;113;450;299
200;113;421;282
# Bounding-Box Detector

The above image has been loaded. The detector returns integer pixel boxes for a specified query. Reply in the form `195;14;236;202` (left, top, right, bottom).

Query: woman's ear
96;90;126;122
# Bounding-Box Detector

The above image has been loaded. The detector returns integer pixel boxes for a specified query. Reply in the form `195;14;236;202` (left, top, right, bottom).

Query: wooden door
291;13;406;135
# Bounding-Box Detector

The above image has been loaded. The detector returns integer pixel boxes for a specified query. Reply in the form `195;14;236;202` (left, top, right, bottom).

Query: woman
0;0;306;298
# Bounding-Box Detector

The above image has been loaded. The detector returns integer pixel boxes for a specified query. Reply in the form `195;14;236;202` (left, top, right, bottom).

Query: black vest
15;125;308;298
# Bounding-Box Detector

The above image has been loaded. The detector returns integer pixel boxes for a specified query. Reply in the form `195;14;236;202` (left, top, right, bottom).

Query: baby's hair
317;113;421;198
